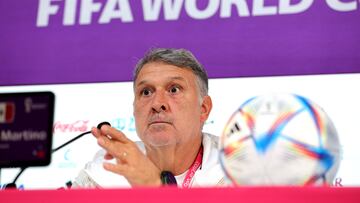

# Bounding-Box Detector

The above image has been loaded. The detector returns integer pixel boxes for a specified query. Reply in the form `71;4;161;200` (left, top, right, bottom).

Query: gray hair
133;48;208;97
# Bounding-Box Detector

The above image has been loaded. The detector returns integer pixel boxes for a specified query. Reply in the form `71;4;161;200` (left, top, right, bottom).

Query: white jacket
72;133;226;188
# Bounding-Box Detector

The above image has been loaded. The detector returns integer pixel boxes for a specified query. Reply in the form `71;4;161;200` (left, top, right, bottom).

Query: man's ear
200;95;212;123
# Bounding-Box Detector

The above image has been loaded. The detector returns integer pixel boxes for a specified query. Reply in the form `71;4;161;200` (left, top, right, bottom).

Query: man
73;48;225;188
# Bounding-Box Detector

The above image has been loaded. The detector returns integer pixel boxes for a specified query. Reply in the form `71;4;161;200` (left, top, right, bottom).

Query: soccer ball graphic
219;94;341;186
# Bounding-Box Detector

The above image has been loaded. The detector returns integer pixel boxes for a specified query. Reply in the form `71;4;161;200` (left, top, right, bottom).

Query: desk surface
2;187;360;203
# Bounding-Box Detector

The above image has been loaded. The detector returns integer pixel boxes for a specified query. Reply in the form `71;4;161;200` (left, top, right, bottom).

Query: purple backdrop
1;0;359;86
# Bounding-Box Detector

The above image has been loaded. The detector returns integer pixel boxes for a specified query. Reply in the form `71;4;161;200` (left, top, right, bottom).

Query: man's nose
151;91;169;113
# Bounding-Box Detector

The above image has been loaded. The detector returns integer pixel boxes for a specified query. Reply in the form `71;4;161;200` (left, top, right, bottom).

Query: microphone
52;121;111;153
3;122;111;190
97;121;111;130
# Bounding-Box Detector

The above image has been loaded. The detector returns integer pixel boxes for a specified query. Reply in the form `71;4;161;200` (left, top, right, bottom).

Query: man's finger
99;125;131;143
103;162;129;176
97;136;129;161
104;152;114;160
91;127;102;138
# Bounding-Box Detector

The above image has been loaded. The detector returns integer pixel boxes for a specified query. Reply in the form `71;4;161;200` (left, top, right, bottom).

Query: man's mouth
148;114;173;126
149;120;172;125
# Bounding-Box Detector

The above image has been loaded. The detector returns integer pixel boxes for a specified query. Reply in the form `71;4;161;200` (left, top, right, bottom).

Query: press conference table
2;187;360;203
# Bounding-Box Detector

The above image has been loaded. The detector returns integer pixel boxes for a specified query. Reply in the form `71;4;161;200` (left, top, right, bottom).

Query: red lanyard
182;145;203;188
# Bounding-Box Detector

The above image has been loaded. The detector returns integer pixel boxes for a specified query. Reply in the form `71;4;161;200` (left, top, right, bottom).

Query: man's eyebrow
136;76;186;87
168;76;186;82
136;80;148;87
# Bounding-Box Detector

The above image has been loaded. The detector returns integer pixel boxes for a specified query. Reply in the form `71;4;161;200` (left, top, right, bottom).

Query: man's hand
92;125;162;187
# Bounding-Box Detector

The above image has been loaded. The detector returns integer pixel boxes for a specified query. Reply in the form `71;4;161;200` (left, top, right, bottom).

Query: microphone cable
52;131;91;153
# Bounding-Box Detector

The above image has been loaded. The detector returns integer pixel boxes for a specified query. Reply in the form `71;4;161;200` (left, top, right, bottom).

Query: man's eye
169;86;180;94
141;89;152;96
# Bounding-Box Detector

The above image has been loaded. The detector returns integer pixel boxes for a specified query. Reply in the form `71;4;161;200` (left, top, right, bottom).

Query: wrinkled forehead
133;62;197;88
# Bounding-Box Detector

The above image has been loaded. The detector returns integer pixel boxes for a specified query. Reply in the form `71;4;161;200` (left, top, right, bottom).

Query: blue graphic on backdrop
111;117;136;132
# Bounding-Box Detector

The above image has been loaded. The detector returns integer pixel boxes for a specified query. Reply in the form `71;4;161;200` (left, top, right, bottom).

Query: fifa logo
24;97;33;113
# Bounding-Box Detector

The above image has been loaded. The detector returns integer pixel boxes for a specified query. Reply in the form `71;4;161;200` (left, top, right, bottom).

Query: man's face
133;62;211;147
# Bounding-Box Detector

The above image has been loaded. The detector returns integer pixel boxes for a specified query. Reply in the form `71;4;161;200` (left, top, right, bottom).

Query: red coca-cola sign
53;120;89;133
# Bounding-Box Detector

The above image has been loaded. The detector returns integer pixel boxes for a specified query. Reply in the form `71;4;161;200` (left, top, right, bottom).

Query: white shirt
72;133;226;188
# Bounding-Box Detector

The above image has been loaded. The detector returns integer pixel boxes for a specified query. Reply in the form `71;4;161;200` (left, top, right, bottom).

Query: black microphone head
4;183;17;189
97;121;111;130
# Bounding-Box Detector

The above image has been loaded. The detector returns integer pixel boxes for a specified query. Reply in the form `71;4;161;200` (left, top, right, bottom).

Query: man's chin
144;134;176;147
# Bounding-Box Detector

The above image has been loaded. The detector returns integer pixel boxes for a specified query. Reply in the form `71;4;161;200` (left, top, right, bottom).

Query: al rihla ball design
219;94;341;186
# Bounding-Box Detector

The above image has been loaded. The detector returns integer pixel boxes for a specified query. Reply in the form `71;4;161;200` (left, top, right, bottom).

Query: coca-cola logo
53;120;89;133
